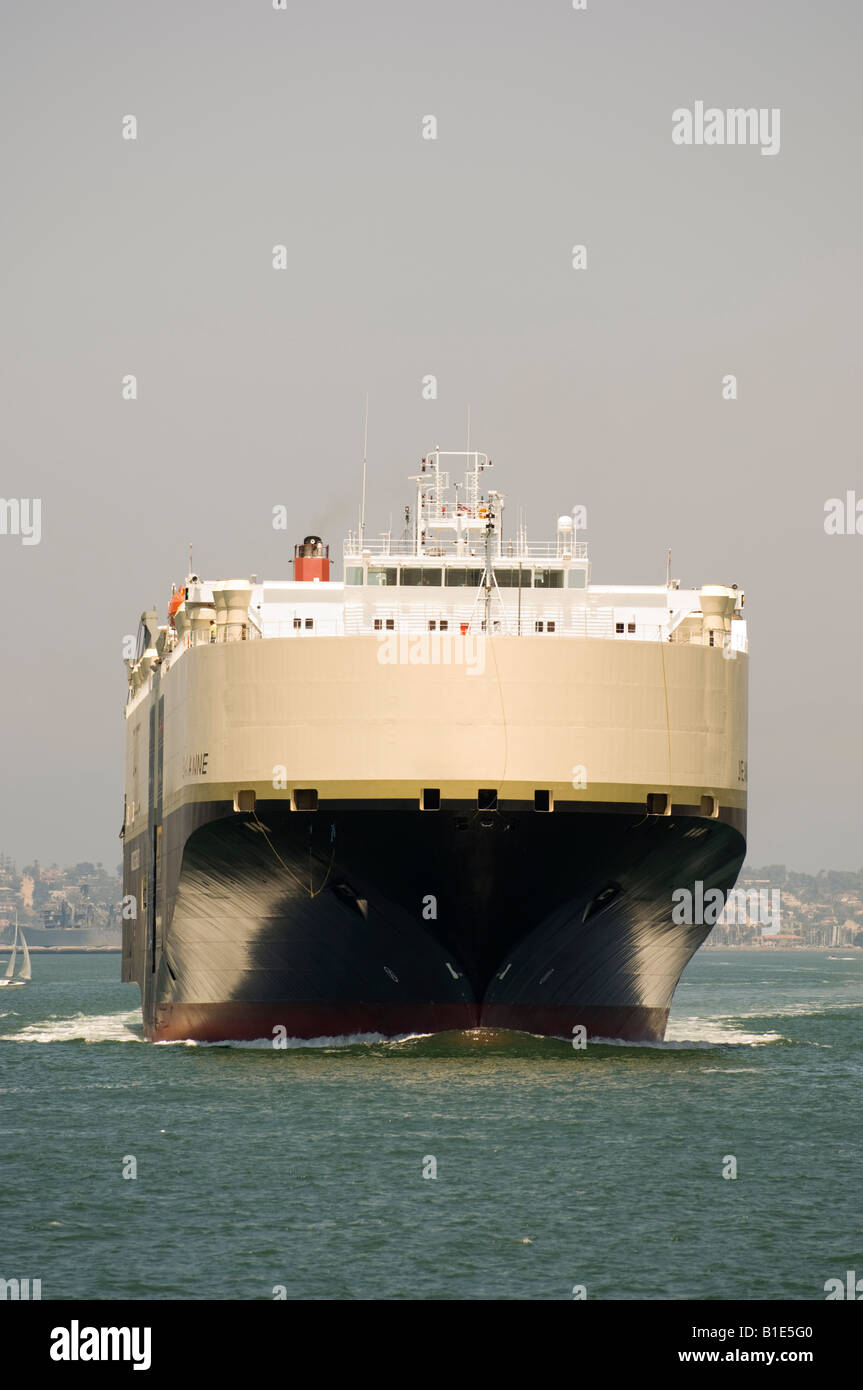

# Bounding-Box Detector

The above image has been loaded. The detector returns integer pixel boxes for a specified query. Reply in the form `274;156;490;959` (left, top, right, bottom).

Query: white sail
3;925;16;979
19;932;31;981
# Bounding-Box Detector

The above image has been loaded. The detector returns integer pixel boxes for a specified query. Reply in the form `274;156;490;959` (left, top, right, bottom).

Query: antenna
467;503;508;634
666;547;671;588
484;506;493;630
360;393;369;545
466;403;471;465
188;542;193;581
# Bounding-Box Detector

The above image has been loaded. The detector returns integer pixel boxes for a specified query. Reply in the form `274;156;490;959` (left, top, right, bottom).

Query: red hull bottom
150;1001;669;1044
480;1003;669;1043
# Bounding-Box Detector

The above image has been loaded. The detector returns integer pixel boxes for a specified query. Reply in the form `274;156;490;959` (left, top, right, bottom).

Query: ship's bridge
340;448;592;633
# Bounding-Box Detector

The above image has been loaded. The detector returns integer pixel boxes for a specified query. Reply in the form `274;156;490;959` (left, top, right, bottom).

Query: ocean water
1;951;861;1301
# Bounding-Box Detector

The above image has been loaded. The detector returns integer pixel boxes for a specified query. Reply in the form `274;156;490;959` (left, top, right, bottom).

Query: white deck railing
343;537;589;561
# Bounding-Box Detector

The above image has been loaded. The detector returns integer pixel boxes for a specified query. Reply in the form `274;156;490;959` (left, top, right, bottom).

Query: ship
121;449;748;1044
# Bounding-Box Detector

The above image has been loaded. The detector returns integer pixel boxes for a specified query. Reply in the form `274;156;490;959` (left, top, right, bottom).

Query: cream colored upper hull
124;636;747;827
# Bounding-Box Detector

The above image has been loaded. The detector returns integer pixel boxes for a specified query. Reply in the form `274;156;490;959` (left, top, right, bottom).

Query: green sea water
1;950;861;1300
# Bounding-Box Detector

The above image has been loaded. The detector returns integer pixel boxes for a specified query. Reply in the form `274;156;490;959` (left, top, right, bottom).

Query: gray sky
1;0;860;873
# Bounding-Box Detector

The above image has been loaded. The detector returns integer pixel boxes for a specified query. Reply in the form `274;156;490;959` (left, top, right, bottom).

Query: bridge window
494;568;531;588
534;568;563;588
402;567;442;587
445;567;484;587
568;569;587;589
345;567;363;585
368;566;398;586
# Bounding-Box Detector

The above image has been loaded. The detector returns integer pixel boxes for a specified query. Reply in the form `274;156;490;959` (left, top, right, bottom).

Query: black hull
123;800;745;1044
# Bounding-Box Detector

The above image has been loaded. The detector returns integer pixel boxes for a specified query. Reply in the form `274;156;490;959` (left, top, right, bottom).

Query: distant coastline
8;945;122;954
701;941;861;952
1;854;862;954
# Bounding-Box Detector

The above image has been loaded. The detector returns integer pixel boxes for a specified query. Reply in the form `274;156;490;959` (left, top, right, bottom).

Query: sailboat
0;920;31;988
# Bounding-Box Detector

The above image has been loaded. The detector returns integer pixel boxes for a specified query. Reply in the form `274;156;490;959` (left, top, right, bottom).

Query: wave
1;1011;142;1044
1;1014;432;1049
1;1009;793;1051
592;1028;786;1049
698;1066;760;1073
170;1031;434;1049
663;1017;786;1046
713;1001;863;1022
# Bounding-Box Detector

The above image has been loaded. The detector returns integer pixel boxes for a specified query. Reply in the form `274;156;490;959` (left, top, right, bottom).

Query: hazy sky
1;1;860;873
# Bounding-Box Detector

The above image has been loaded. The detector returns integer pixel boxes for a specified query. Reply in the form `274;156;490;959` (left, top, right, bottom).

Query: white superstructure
126;450;747;714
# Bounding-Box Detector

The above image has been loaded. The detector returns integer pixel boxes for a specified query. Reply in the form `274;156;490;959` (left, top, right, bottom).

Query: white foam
1;1011;142;1044
171;1031;432;1049
698;1066;760;1073
663;1017;786;1046
715;1001;863;1022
